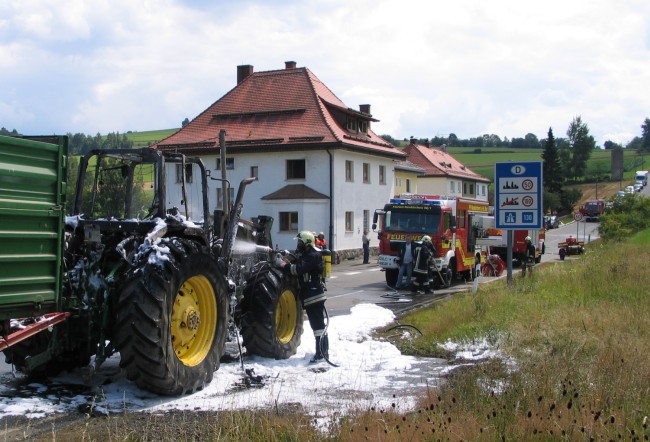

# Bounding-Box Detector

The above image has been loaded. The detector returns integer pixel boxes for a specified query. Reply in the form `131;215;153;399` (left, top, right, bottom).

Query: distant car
634;183;643;192
544;215;560;229
625;185;635;194
616;190;626;198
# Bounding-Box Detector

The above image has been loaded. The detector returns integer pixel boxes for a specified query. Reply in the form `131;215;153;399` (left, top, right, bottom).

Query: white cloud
1;0;649;144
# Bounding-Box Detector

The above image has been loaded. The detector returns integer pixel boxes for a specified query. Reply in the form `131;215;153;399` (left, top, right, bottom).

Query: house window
345;211;354;232
176;164;193;183
216;158;235;170
286;159;306;179
450;181;455;193
346;117;358;132
359;120;368;134
395;177;401;187
363;163;370;184
250;166;258;179
345;160;354;182
379;165;386;185
279;211;299;232
216;187;235;210
469;183;475;195
406;179;411;193
363;210;369;231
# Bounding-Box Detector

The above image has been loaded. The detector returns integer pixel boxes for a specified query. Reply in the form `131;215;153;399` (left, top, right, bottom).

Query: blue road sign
495;161;543;229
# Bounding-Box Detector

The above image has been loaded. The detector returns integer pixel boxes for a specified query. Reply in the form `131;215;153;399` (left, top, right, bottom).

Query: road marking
343;271;361;276
328;290;365;299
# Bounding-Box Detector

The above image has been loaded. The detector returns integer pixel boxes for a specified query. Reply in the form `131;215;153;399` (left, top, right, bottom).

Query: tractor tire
385;268;399;287
115;238;228;396
236;266;304;359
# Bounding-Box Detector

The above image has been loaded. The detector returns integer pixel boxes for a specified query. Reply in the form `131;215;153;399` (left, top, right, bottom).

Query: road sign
495;161;543;229
574;213;583;222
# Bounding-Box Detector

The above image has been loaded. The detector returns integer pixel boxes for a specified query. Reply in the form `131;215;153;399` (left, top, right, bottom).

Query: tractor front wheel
115;239;228;396
236;266;303;359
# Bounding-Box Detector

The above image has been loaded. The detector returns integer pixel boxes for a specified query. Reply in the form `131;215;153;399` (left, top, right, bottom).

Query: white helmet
421;235;432;244
525;236;531;242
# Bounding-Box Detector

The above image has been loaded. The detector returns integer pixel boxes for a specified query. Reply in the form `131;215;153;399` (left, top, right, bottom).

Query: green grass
446;147;645;182
125;128;178;147
363;234;650;441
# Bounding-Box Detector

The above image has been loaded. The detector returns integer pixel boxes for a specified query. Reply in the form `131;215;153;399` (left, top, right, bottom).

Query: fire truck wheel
559;248;566;260
115;238;228;396
385;269;399;287
236;266;304;359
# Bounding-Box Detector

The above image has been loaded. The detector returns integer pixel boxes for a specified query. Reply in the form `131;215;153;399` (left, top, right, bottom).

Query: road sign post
495;161;543;284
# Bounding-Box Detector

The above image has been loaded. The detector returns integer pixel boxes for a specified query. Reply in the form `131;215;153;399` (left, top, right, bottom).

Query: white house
153;61;406;257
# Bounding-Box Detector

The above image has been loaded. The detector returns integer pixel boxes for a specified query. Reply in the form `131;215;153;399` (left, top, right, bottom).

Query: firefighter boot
310;335;329;363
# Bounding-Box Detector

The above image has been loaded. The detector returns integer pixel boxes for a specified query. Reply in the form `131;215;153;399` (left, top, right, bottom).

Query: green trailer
0;135;69;337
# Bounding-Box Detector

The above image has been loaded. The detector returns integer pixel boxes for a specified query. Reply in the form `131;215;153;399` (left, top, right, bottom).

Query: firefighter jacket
413;243;435;275
284;248;326;307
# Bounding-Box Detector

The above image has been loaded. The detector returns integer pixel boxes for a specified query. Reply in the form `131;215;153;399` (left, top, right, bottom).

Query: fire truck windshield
384;209;441;233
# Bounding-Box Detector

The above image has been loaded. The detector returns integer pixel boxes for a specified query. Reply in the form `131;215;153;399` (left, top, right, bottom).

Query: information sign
495;161;543;229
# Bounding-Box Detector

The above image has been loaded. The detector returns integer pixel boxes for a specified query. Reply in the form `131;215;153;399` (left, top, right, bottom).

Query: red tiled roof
404;143;490;182
153;65;405;159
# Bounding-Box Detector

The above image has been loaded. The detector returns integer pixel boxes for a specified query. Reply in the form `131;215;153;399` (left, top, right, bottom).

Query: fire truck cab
372;194;489;288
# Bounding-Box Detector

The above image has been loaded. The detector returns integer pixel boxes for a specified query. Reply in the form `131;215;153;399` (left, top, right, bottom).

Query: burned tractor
0;135;303;395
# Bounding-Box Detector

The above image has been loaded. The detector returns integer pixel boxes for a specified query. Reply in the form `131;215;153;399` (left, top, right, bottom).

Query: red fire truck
372;194;490;288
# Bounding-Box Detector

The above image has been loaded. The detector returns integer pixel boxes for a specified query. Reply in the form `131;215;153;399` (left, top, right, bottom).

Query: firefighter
275;231;329;363
521;236;536;277
412;235;435;294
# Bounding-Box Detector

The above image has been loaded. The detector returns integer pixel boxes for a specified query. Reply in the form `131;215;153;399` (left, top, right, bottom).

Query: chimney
359;104;371;114
237;65;254;84
285;61;297;69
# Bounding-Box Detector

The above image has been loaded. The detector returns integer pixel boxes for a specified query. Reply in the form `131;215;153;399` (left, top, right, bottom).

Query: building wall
393;170;419;196
164;148;396;255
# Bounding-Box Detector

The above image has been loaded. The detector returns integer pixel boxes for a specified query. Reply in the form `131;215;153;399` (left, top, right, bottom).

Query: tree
182;118;190;127
603;140;622;150
541;127;563;193
524;133;540;149
379;134;400;147
566;116;596;181
641;118;650;151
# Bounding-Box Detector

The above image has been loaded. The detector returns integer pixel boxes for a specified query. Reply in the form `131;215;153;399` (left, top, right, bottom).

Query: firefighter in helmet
522;235;536;276
275;230;329;363
412;235;435;294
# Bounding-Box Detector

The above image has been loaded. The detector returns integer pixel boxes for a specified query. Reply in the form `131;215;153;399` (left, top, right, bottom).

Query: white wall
164;149;396;252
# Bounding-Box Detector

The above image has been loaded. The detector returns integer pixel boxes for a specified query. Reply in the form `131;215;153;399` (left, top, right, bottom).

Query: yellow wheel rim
171;275;217;367
275;288;297;345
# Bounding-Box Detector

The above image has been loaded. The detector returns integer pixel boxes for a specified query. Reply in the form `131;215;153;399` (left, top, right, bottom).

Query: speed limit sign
574;213;583;222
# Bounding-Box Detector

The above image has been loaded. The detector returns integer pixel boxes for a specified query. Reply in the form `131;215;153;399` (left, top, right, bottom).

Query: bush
600;194;650;241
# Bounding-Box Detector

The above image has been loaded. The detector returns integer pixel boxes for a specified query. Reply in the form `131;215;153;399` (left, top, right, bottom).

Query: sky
0;303;498;426
1;0;649;146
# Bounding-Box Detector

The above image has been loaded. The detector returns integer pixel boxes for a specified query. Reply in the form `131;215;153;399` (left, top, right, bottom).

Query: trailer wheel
559;248;566;260
385;268;399;287
115;238;228;396
236;266;304;359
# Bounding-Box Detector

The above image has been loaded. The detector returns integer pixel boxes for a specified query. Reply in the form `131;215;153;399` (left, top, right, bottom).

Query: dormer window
346;117;358;132
359;120;368;134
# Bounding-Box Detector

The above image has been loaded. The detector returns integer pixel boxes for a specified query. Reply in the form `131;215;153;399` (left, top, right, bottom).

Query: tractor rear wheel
115;238;228;396
236;266;303;359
